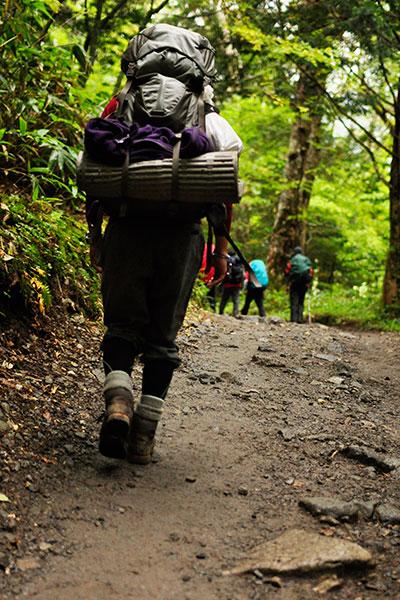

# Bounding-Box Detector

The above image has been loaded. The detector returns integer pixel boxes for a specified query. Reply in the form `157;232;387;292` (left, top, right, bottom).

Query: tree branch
101;0;130;29
374;0;400;46
343;60;394;114
296;62;392;156
332;114;388;185
377;48;397;105
139;0;170;29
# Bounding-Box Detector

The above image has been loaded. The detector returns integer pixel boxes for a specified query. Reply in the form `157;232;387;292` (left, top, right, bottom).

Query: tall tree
267;66;325;276
315;0;400;309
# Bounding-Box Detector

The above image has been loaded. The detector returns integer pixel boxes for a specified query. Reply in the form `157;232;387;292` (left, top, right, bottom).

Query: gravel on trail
0;311;399;599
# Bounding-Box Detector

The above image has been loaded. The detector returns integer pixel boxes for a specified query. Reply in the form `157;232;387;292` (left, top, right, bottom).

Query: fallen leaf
0;493;10;502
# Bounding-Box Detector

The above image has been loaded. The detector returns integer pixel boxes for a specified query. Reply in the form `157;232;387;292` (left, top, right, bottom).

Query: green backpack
289;253;312;280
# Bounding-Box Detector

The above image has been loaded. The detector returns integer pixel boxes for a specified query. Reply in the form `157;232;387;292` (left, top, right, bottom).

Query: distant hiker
199;243;217;312
241;259;268;317
83;24;243;464
219;251;244;318
285;246;313;323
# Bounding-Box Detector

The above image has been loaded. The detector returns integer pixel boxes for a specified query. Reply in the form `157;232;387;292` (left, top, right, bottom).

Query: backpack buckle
126;62;135;78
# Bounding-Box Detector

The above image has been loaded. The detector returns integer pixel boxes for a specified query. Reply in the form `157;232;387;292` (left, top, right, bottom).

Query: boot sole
126;452;153;465
99;417;130;460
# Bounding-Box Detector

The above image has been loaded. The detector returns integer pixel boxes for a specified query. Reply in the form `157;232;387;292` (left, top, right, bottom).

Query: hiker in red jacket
219;251;244;318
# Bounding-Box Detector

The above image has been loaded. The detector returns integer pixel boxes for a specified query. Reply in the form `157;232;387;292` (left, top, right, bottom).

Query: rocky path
0;313;399;599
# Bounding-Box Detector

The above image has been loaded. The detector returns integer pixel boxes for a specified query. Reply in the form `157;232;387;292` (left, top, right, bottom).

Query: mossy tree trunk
267;71;323;279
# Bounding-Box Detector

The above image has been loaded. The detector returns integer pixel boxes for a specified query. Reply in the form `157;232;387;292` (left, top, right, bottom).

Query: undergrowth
199;283;400;333
0;193;100;319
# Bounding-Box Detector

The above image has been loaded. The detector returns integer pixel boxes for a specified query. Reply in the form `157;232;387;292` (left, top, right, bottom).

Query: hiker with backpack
241;258;269;318
285;246;314;323
219;251;244;318
82;24;243;465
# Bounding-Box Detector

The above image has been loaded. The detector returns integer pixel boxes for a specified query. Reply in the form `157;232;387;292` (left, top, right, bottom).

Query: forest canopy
0;0;399;329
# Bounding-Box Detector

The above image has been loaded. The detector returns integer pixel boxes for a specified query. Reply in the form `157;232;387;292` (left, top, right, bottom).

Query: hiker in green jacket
285;247;313;323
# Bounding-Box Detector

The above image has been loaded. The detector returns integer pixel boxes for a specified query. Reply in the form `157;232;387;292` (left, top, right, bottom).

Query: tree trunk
267;71;323;279
81;0;104;86
383;77;400;310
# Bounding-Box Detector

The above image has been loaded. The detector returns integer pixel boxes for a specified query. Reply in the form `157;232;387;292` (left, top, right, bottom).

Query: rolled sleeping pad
76;151;242;203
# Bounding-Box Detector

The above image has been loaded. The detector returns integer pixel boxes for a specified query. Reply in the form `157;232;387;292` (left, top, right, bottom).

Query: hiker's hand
89;243;102;274
209;256;228;286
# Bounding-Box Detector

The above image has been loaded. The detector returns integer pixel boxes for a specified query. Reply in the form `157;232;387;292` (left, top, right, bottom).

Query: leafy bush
0;0;90;200
0;194;100;318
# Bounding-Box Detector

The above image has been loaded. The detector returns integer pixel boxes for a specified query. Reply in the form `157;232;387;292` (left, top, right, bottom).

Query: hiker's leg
297;281;307;323
241;289;252;314
144;223;204;359
127;222;204;464
219;287;229;314
290;284;298;322
254;288;266;317
207;286;216;312
102;336;137;375
142;359;175;399
101;217;151;354
232;288;240;317
99;218;154;458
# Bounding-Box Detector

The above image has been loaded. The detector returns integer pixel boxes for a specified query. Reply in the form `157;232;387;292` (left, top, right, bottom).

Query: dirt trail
0;313;399;599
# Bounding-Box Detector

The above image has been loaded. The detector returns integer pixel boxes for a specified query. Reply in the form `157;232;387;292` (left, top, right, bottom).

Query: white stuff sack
205;112;243;154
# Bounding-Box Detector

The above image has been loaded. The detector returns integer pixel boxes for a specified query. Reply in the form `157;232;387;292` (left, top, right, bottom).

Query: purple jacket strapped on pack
84;117;215;166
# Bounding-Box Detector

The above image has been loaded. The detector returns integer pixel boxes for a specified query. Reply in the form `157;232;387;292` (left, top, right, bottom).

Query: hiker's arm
211;235;229;286
86;197;103;273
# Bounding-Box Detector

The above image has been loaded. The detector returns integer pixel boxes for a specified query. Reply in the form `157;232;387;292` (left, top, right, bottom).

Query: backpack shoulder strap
116;62;135;117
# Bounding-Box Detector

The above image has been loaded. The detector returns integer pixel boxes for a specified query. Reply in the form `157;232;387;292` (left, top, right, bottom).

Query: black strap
116;76;134;117
171;133;181;201
207;204;261;288
198;93;206;132
119;152;130;217
205;224;213;274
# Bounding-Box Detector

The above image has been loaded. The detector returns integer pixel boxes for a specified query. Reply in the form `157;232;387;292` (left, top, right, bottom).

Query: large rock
374;503;400;524
225;529;374;575
299;496;374;521
341;446;400;472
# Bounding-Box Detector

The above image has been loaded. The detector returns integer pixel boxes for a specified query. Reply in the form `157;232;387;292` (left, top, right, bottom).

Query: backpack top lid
227;254;243;284
290;253;312;276
121;23;217;82
249;259;268;287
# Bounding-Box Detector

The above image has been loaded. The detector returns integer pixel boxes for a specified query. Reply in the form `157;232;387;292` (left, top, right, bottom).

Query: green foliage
0;0;397;328
311;284;400;332
221;95;292;260
0;0;98;199
309;134;389;286
0;194;100;318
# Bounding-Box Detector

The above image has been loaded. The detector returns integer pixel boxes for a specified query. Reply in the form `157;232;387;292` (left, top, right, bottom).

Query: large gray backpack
117;23;217;132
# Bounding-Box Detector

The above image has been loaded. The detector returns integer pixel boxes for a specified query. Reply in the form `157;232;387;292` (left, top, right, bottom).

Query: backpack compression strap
171;133;181;201
198;93;206;132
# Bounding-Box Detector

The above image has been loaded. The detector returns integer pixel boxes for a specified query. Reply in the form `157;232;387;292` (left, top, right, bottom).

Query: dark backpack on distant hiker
226;255;244;285
289;253;312;282
117;23;217;132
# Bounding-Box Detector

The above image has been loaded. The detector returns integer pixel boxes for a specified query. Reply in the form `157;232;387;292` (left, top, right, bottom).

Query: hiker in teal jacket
241;259;268;317
285;246;313;323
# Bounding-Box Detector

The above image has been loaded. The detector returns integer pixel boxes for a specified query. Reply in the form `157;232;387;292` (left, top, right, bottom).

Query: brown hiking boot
99;371;134;460
126;394;163;465
126;413;157;465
